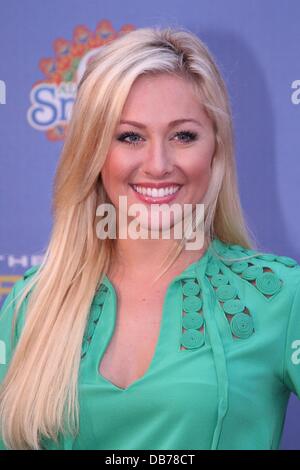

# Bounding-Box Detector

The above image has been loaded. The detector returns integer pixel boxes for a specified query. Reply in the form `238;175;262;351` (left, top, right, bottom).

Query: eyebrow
119;118;203;128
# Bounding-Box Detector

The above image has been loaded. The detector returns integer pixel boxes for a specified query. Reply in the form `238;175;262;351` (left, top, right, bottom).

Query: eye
116;131;143;146
116;129;199;146
173;130;198;143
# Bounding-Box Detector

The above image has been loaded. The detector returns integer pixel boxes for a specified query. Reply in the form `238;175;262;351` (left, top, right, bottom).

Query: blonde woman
0;27;299;451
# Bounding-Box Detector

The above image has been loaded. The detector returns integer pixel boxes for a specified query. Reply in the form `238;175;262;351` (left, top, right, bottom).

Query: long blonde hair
0;26;255;449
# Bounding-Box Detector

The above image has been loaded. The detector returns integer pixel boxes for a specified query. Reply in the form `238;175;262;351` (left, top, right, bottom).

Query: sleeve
0;279;25;381
0;266;39;383
283;281;300;398
0;278;29;450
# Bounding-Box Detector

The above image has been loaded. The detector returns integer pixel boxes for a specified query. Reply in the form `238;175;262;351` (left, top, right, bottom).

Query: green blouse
0;239;300;450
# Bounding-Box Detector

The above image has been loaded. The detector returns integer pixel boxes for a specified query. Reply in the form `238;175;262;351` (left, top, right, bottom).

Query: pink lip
129;184;181;204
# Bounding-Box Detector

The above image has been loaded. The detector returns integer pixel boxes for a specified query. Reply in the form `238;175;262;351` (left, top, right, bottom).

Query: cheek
186;134;215;174
101;151;132;189
100;150;138;209
185;147;214;198
187;153;213;184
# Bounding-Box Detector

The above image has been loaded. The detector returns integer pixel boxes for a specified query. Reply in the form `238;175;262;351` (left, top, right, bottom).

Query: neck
108;235;210;284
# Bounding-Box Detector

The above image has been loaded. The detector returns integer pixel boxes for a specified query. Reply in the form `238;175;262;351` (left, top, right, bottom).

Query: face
101;73;216;235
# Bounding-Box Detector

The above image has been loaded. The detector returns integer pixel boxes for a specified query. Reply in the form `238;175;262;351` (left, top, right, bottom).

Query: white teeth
132;185;180;198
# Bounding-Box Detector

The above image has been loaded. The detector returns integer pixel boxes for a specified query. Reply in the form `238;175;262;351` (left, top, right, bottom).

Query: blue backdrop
0;0;299;449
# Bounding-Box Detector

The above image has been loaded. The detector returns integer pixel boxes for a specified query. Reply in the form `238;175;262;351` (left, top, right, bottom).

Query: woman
0;27;299;450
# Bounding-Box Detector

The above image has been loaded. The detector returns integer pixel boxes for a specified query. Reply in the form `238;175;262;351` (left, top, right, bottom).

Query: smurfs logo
27;20;135;141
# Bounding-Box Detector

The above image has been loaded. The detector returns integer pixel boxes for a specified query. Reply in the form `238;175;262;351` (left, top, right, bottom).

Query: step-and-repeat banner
0;0;299;450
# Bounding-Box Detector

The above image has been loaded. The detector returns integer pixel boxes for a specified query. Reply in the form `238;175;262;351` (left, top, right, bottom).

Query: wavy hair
0;26;255;449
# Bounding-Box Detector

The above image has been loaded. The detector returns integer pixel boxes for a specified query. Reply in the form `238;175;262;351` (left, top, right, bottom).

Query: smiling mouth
129;184;182;198
128;183;182;205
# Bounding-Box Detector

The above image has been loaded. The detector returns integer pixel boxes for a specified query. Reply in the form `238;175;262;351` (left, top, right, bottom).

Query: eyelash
116;130;199;146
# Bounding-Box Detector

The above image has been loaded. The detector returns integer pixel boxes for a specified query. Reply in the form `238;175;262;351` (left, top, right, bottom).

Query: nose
141;139;174;178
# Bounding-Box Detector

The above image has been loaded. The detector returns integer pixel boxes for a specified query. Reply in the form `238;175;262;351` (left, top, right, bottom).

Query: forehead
120;73;208;123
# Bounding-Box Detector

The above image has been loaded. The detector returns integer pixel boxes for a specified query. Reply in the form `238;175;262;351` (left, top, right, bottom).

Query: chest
98;285;167;390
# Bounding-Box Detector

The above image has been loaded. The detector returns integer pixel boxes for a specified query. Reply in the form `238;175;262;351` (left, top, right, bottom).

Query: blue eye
117;131;142;146
174;131;198;143
116;130;198;146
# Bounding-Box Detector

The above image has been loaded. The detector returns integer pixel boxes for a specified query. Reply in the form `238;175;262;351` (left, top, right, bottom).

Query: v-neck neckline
89;243;213;392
